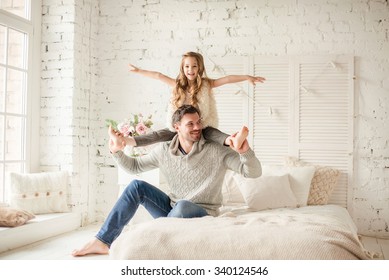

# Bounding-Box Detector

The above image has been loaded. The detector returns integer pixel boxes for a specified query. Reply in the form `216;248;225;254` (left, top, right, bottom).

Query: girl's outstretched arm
211;75;266;88
129;64;176;87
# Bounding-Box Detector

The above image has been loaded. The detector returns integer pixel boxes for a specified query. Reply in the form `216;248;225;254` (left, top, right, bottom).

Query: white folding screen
205;56;250;135
252;57;290;165
292;56;354;207
207;55;354;208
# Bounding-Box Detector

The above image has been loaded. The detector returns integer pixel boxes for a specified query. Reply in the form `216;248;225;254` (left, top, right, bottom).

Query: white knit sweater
166;81;219;131
112;135;262;216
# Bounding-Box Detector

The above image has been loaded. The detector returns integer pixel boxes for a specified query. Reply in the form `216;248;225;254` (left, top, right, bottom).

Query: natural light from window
0;0;31;203
0;0;30;20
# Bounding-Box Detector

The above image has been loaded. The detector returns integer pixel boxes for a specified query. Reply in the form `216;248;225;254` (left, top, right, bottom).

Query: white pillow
262;165;316;207
9;171;69;214
221;170;245;206
234;174;298;210
284;156;340;205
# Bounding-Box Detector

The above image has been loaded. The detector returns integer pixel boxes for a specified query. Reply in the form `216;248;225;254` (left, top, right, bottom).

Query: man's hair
171;105;201;126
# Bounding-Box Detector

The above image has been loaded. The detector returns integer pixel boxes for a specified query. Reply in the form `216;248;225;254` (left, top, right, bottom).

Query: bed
109;160;372;260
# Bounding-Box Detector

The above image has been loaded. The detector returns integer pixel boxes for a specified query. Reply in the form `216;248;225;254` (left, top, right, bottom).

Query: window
0;0;38;204
0;0;30;20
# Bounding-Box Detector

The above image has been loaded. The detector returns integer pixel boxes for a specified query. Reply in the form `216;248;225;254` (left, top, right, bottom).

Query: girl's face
182;57;199;82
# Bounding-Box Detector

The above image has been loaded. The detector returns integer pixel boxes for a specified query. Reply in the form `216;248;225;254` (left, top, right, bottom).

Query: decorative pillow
234;174;298;211
9;171;69;214
0;207;35;227
285;157;340;205
261;165;315;207
221;170;245;206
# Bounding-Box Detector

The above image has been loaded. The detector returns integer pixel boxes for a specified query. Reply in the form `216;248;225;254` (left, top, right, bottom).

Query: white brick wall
41;0;389;237
41;0;101;225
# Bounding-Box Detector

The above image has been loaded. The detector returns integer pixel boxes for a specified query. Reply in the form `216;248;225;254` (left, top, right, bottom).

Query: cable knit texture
112;135;261;216
166;81;219;131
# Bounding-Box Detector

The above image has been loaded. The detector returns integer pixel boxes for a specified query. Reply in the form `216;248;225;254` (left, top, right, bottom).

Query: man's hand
108;126;126;154
228;132;250;154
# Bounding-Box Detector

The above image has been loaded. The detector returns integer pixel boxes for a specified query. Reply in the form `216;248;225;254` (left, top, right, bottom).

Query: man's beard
189;130;201;141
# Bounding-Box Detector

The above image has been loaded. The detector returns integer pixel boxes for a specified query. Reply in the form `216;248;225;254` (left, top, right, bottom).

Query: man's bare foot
72;238;109;257
230;126;249;149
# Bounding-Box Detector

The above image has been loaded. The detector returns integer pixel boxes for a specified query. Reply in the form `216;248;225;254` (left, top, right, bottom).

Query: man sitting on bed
72;104;262;256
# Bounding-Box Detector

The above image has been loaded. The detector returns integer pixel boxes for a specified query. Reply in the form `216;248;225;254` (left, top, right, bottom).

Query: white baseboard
0;212;81;253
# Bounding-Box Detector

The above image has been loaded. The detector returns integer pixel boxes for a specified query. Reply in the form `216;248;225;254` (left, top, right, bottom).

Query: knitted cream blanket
110;205;372;260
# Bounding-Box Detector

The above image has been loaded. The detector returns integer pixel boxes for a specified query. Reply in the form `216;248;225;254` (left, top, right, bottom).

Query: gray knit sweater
112;135;262;216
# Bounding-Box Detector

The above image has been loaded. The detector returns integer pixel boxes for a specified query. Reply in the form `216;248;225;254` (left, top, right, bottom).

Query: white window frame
0;1;41;204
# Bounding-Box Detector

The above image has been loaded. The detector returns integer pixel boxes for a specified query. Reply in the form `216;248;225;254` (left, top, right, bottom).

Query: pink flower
136;122;148;135
117;123;133;137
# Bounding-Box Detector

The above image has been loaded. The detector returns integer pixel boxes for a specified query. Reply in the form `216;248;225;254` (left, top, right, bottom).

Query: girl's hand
129;64;140;73
248;76;266;85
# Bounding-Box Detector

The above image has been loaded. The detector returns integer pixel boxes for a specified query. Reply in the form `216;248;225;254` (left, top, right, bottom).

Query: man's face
174;112;203;142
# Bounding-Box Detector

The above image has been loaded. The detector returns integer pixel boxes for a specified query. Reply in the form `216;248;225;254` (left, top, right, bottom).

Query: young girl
109;51;265;149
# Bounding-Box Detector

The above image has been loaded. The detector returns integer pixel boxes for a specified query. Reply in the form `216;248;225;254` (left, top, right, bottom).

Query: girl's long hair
172;52;210;109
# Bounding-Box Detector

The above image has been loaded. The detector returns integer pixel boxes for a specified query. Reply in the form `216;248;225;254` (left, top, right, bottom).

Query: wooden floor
0;223;388;260
359;235;389;260
0;223;108;260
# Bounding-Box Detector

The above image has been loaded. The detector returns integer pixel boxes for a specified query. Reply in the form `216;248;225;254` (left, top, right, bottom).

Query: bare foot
72;238;109;257
231;126;249;149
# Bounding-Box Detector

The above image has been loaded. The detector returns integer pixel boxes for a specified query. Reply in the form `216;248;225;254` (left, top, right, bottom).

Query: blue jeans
96;179;208;247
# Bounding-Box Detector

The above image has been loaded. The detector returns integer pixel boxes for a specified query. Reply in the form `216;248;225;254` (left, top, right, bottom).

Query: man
72;105;261;256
